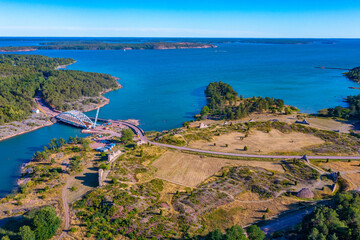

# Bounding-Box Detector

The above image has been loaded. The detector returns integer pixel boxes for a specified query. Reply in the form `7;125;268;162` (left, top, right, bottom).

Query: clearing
151;151;284;187
189;129;324;154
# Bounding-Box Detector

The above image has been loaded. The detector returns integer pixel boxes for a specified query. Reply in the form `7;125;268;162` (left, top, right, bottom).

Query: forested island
345;66;360;83
0;41;216;52
0;54;119;124
199;81;298;120
318;66;360;120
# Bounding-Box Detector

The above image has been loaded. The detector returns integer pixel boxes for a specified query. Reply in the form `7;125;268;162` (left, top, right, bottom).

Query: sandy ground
151;151;284;187
0;112;52;141
189;129;324;154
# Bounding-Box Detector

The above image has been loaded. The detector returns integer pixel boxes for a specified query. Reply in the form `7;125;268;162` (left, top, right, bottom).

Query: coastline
0;80;122;142
0;118;53;142
55;60;77;70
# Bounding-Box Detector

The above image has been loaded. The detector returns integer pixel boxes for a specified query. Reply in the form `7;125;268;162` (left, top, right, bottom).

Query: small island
0;41;217;52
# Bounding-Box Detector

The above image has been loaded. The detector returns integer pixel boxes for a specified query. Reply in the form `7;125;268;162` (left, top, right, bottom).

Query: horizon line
1;36;360;39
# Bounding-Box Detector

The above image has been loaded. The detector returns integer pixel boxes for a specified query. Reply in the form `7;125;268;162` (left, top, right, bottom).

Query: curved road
121;121;360;160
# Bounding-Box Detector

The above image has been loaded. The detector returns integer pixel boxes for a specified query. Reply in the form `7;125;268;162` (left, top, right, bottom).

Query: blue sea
0;37;359;195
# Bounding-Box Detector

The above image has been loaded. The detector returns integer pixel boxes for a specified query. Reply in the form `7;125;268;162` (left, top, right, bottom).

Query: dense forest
200;81;294;120
300;192;360;240
0;54;118;124
345;66;360;83
0;41;215;52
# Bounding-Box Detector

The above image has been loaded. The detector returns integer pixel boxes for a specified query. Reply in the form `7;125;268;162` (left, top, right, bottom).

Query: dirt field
151;151;284;187
189;129;324;154
319;161;360;172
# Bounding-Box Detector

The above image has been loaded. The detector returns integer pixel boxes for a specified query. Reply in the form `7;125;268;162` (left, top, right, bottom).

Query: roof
297;188;314;199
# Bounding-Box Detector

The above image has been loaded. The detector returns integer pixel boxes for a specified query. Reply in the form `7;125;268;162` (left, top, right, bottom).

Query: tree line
300;192;360;240
0;41;215;52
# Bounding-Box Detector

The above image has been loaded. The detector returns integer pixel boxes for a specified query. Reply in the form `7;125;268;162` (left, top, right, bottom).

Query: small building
96;147;109;152
297;188;314;199
199;123;208;129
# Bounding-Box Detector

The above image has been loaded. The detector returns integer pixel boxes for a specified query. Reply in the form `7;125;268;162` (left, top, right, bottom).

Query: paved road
120;122;360;160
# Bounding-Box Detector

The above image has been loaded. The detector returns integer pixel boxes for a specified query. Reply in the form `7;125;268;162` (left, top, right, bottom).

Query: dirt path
59;175;71;240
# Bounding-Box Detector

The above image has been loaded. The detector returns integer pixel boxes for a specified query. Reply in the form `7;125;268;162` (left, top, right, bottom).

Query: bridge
55;110;94;129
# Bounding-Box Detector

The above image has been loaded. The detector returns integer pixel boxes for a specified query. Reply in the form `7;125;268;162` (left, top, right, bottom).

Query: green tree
206;229;223;240
32;206;61;240
58;137;65;147
19;225;36;240
201;106;210;116
246;225;265;240
120;129;134;144
224;225;248;240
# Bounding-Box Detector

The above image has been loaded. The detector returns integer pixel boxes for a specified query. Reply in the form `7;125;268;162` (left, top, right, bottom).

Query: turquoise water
0;38;360;195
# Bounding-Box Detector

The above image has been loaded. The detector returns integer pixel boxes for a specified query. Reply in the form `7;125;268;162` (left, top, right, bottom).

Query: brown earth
189;129;324;154
151;151;284;187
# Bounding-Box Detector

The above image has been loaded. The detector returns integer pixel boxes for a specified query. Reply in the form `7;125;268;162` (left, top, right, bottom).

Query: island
0;41;217;52
345;66;360;83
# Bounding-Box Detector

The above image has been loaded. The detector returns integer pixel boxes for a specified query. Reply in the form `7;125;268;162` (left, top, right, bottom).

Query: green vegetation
317;67;360;120
120;128;134;144
0;54;118;124
300;192;360;240
0;206;61;240
345;66;360;83
0;41;215;52
204;225;264;240
318;94;360;120
200;82;294;120
41;69;118;111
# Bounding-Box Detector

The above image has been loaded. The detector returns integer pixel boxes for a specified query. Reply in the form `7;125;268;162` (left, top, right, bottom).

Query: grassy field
151;150;285;187
189;129;324;154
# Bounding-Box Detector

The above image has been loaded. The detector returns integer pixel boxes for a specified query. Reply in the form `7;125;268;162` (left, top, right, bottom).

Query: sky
1;0;360;37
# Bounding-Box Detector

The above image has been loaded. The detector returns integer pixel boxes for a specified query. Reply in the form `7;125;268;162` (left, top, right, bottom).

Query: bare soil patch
189;129;324;154
151;151;284;187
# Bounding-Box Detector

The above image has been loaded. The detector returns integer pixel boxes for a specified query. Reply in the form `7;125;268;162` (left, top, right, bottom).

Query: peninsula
0;41;216;52
0;54;121;141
